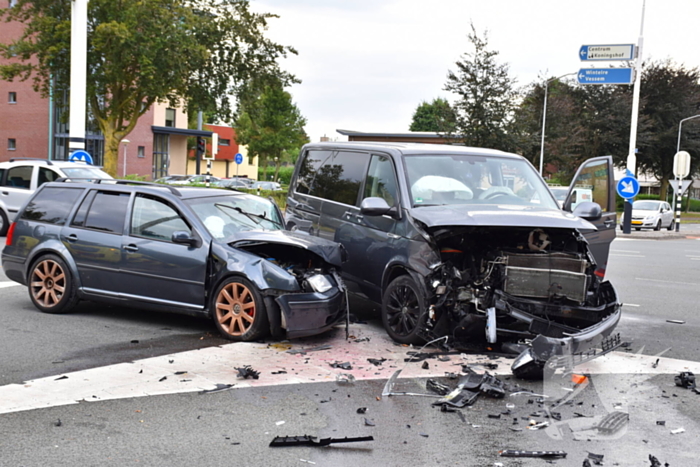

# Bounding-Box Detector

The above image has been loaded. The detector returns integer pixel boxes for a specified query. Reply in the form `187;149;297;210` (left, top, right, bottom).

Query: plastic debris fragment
367;358;387;366
235;366;260;379
199;383;235;394
674;371;696;389
426;379;451;396
335;373;355;384
269;435;374;447
670;427;685;435
329;361;352;370
499;450;566;459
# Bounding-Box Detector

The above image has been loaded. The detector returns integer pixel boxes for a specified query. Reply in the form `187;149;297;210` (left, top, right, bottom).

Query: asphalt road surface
1;231;700;466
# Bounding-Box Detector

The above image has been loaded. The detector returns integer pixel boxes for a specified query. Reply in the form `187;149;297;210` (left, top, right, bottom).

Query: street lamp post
121;139;130;177
539;72;576;176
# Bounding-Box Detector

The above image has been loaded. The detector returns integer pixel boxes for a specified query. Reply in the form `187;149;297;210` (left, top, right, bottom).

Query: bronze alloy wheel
30;258;67;308
215;281;257;337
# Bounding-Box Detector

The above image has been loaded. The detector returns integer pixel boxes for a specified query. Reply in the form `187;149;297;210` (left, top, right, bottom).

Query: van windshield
404;154;558;209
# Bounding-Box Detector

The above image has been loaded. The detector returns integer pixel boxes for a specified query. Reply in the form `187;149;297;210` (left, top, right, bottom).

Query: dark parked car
2;180;346;341
286;142;621;377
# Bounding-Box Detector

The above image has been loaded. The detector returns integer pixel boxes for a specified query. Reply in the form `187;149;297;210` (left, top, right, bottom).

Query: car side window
38;167;61;186
363;155;398;206
3;165;32;189
20;187;82;225
130;194;190;242
295;150;332;196
79;191;130;234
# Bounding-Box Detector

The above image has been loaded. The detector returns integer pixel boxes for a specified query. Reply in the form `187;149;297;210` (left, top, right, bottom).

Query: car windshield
633;201;660;210
61;167;112;180
404;154;558;209
185;194;283;239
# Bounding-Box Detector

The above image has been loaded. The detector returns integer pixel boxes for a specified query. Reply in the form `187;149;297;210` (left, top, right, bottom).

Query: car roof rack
9;157;54;165
54;178;182;196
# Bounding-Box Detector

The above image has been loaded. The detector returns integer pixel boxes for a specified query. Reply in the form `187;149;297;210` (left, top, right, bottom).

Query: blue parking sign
69;150;93;165
235;153;243;164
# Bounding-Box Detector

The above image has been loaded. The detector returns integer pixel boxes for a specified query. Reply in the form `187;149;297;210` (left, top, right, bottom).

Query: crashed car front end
226;231;347;339
415;223;621;378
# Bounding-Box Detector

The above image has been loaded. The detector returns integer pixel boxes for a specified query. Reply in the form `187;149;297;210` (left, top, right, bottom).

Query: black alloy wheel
381;275;426;345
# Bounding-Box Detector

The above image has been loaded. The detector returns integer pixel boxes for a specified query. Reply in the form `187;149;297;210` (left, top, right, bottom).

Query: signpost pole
675;177;682;232
623;200;632;234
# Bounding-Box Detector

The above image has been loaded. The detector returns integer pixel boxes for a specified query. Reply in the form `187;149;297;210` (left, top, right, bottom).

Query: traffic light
196;137;206;157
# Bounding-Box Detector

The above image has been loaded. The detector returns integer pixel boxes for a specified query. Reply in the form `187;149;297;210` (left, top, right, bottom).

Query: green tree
0;0;296;176
634;60;700;196
444;24;518;150
235;81;308;182
409;97;457;133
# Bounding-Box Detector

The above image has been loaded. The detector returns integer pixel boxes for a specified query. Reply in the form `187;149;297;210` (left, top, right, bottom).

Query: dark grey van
286;142;621;377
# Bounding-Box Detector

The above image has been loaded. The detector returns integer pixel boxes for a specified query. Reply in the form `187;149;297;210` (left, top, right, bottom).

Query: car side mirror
572;201;602;221
172;230;199;247
360;197;393;216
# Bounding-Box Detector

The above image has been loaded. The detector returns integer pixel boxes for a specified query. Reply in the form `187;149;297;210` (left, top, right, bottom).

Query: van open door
563;156;616;276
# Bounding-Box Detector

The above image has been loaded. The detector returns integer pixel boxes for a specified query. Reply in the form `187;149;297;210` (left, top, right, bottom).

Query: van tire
382;276;426;345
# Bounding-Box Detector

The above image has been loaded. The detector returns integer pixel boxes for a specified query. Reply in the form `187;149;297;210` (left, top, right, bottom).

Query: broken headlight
306;274;333;293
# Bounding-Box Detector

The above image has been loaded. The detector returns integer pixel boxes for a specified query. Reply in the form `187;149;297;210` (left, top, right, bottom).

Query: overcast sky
251;0;700;142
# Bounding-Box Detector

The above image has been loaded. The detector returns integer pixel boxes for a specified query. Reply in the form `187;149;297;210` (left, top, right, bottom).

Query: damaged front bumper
276;286;346;339
506;282;622;374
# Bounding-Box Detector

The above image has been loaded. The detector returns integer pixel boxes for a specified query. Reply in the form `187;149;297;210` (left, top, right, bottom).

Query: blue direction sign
235;153;243;164
579;44;635;61
69;150;93;165
616;176;640;199
578;68;634;85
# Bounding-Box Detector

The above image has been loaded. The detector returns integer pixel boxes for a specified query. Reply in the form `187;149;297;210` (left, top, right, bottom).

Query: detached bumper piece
269;435;374;447
499;450;567;459
276;286;345;339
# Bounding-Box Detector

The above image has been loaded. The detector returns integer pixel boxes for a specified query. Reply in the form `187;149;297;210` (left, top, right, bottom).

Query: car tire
381;275;426;345
212;277;269;342
654;220;662;231
0;209;8;237
28;254;79;314
635;227;641;231
668;219;675;231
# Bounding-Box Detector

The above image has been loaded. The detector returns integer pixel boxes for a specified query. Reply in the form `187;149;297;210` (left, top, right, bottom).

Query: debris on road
587;452;604;465
670;427;685;435
356;407;367;414
329;361;352;370
367;358;387;366
269;435;374;447
286;345;333;355
666;319;685;324
54;419;62;427
364;418;375;427
426;379;451;396
199;383;235;394
674;371;696;389
335;373;355;384
498;450;567;459
235;366;260;379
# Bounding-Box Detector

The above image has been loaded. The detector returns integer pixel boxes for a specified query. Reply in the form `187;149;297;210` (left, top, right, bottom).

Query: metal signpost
235;153;243;184
617;175;640;234
672;151;691;232
202;137;214;188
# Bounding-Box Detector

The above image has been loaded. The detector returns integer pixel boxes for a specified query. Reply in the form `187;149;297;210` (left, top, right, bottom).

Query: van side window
315;151;370;205
364;155;398;206
295;150;331;196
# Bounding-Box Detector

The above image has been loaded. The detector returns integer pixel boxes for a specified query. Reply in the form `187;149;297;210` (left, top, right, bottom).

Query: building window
165;108;175;127
8;138;16;150
138;146;145;158
219;138;230;146
8;92;16;103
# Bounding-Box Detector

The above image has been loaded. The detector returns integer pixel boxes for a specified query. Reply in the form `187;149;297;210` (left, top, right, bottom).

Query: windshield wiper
214;203;282;228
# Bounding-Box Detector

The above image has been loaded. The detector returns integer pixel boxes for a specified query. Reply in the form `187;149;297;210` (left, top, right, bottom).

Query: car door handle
1;191;7;195
604;219;614;226
387;232;400;239
66;234;78;243
123;244;139;252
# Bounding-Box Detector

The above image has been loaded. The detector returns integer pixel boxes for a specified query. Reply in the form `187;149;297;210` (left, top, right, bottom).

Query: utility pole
68;0;89;155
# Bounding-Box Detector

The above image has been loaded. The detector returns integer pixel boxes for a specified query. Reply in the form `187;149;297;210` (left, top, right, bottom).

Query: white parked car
620;200;675;231
0;158;112;235
167;174;221;185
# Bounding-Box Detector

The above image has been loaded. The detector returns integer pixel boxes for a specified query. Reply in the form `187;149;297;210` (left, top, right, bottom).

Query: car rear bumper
276;286;346;339
1;253;26;285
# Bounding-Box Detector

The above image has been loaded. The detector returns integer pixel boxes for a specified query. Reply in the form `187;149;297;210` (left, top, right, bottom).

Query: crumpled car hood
409;205;597;230
228;230;345;267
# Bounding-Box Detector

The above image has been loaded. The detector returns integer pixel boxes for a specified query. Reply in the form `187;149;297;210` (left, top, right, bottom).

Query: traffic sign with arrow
579;44;635;61
578;68;634;85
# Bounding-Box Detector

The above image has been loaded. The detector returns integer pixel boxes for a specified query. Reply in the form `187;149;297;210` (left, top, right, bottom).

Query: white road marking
610;254;645;258
0;323;699;415
0;281;23;289
636;277;699;286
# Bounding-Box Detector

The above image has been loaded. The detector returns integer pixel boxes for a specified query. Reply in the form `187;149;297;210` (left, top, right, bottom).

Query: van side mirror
571;201;602;221
360;197;392;216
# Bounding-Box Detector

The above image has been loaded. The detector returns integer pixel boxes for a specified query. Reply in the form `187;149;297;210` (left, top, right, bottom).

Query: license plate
631;221;642;225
